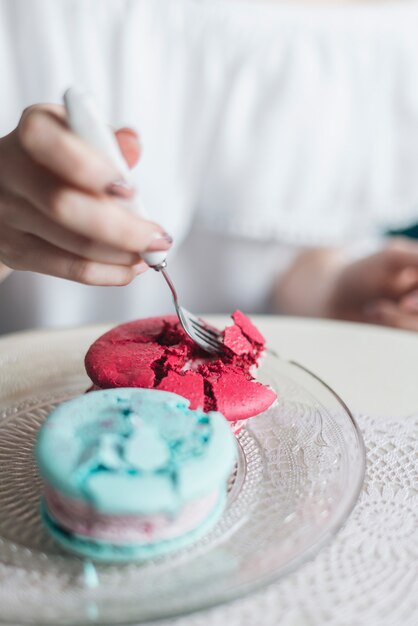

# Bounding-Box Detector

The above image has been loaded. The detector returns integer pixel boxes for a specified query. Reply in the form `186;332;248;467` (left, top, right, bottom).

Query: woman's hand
0;104;171;285
362;292;418;331
328;238;418;329
275;237;418;330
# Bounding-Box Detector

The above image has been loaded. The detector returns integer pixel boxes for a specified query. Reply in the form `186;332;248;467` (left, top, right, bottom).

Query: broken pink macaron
85;311;277;430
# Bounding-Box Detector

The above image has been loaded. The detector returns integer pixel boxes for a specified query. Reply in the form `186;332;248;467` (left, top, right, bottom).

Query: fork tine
194;321;223;339
159;269;224;354
188;316;222;337
190;325;224;351
178;310;223;351
189;319;224;347
183;311;223;339
192;328;224;351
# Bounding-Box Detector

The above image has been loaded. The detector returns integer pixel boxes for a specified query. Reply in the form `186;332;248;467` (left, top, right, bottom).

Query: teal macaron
36;388;237;561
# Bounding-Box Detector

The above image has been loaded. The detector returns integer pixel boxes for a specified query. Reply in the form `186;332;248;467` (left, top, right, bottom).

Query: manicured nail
146;231;173;252
117;127;139;139
106;178;135;199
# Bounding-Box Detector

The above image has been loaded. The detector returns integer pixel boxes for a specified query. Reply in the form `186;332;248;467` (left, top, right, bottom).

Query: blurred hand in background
275;237;418;331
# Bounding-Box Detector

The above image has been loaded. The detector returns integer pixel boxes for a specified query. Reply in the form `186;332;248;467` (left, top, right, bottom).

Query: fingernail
146;231;173;252
106;178;135;199
118;127;139;139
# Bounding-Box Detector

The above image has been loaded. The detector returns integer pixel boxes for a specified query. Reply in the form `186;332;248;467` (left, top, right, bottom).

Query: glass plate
0;331;365;626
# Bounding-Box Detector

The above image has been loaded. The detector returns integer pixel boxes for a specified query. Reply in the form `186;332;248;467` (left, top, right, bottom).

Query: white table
255;316;418;416
0;317;417;626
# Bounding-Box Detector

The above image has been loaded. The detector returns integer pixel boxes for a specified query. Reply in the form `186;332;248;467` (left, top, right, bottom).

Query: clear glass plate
0;331;365;626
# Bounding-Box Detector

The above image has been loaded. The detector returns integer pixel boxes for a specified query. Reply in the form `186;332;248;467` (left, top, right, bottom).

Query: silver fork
64;87;225;356
148;257;225;355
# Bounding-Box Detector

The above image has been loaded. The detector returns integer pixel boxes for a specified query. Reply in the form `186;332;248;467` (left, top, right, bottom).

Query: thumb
115;127;141;168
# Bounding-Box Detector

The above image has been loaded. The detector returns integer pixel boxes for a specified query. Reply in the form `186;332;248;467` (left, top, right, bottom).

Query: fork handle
63;87;168;269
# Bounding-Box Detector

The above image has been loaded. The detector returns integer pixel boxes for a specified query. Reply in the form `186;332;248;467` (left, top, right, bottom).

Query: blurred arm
272;248;346;318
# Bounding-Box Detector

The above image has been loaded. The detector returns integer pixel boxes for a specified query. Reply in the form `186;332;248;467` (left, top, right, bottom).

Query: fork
64;87;225;355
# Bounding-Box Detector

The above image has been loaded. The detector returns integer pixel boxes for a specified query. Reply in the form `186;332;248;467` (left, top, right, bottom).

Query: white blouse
1;0;418;333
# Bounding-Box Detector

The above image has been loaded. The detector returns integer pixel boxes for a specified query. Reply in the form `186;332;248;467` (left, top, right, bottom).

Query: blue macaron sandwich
35;388;237;562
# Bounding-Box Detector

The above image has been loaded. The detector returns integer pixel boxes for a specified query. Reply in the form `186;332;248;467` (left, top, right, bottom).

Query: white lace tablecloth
147;411;418;626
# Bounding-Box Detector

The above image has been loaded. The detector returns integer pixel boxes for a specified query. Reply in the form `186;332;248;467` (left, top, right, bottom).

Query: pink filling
44;486;220;544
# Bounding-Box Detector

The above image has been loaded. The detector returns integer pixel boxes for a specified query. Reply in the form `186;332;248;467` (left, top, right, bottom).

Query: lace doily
152;412;418;626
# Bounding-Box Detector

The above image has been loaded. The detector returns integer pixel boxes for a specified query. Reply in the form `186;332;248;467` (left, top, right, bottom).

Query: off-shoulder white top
1;0;418;331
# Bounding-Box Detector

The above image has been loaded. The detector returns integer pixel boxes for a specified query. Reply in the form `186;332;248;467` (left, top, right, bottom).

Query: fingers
385;237;418;269
8;165;168;253
0;225;148;286
37;188;168;253
364;299;418;331
1;195;142;265
17;105;122;193
0;103;171;286
2;112;169;255
388;266;418;298
365;238;418;299
399;290;418;313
